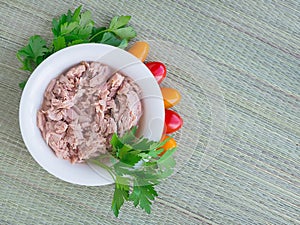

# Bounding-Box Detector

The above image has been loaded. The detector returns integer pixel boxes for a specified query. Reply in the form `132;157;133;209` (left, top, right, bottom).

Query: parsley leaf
109;16;132;29
100;32;124;47
118;39;128;49
118;145;142;166
88;126;177;217
90;27;106;42
112;176;130;217
53;6;94;48
17;6;137;89
89;15;136;44
16;35;49;72
112;27;136;40
19;80;27;89
53;36;66;52
129;182;158;214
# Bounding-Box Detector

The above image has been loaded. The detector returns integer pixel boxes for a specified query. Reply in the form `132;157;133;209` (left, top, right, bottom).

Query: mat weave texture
0;0;299;224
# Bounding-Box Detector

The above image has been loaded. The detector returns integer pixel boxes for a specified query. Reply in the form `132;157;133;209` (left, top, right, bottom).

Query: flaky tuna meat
37;62;143;163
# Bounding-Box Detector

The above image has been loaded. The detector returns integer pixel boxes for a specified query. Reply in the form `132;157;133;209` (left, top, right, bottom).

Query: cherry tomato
165;109;183;134
145;62;167;84
160;124;167;141
161;87;181;108
128;41;149;62
158;135;177;156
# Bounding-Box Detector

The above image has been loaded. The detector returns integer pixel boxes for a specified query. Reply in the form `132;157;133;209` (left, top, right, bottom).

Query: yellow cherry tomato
161;87;181;108
128;41;149;62
158;135;177;156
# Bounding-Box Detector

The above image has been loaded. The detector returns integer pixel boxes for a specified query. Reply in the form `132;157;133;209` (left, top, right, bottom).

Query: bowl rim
19;43;164;186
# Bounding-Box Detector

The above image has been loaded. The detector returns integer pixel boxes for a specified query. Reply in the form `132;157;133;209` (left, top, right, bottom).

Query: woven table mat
1;0;299;224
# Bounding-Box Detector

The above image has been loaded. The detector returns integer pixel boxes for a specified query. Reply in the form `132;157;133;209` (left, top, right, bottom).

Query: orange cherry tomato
161;87;181;108
128;41;149;62
159;135;177;156
145;62;167;84
165;109;183;134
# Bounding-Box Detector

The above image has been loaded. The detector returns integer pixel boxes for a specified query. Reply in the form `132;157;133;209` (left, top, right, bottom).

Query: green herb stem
16;6;136;89
89;159;116;182
89;29;109;42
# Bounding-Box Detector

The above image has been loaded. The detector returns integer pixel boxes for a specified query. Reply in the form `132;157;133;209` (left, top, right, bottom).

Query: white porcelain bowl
19;43;164;186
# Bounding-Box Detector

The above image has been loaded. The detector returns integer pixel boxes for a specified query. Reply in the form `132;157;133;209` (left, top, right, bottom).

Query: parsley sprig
16;5;136;89
89;127;177;217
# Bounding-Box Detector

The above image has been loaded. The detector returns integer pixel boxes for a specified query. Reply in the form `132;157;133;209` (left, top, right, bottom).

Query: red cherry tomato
145;62;167;84
165;109;183;134
160;124;167;141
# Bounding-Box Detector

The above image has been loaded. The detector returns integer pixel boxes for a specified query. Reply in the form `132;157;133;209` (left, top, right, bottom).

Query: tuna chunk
113;77;142;136
37;61;143;163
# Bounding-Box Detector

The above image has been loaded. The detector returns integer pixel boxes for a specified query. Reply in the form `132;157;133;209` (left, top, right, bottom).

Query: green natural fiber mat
0;0;299;224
